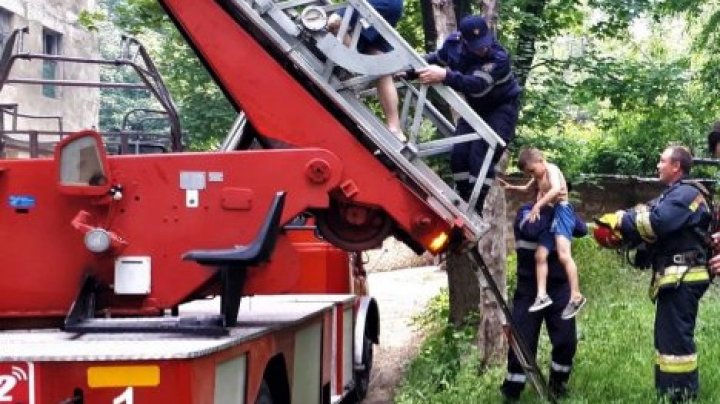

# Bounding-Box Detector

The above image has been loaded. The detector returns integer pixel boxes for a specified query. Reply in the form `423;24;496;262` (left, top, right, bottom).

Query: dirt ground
362;265;448;404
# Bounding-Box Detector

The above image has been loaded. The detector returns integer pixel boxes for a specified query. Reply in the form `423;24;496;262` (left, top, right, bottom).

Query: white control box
114;256;152;295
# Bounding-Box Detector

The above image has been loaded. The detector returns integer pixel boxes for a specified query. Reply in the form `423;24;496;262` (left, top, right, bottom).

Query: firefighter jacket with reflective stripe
618;177;710;400
426;32;521;112
618;178;711;272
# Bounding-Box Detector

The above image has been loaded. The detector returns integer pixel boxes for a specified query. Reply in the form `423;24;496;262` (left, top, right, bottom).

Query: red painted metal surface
159;0;452;250
283;228;352;294
0;0;452;321
0;131;345;318
0;312;337;403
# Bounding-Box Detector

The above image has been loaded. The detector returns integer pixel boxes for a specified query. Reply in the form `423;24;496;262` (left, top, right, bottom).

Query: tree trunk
474;0;509;368
446;158;509;365
453;0;471;23
419;0;438;53
482;0;499;32
513;0;549;88
429;0;458;48
419;0;512;367
475;158;508;366
447;252;480;326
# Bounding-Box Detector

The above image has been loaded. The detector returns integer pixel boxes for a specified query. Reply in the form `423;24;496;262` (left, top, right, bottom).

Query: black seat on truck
182;191;285;267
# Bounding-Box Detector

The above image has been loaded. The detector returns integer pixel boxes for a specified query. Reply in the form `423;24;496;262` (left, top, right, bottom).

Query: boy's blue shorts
340;0;403;53
539;202;576;250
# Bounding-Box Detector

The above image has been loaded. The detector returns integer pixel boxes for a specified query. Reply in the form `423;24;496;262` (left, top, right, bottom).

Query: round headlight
85;228;111;253
300;6;328;32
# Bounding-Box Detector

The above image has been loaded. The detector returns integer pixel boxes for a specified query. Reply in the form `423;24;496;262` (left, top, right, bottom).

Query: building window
0;8;12;50
42;28;62;98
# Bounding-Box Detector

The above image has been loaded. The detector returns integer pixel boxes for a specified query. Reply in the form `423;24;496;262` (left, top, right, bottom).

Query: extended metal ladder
469;250;556;403
221;0;553;400
222;0;503;243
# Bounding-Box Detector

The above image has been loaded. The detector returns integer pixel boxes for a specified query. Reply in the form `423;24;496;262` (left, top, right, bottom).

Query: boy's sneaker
528;295;553;312
561;296;587;320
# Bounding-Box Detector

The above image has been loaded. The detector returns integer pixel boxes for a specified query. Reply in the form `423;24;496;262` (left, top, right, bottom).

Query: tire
353;336;373;401
255;380;273;404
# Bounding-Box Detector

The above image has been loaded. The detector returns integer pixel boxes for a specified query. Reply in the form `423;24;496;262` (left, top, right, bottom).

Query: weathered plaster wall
0;0;99;152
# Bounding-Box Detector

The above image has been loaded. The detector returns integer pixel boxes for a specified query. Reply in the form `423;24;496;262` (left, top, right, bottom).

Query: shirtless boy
501;148;586;319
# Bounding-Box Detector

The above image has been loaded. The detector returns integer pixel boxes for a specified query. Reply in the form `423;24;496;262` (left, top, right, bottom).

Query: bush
396;237;720;403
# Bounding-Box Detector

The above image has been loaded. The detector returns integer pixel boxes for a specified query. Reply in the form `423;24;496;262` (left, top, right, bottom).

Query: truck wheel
255;380;273;404
353;336;373;400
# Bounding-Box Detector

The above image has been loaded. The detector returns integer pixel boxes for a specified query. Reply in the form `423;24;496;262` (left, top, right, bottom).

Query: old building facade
0;0;99;157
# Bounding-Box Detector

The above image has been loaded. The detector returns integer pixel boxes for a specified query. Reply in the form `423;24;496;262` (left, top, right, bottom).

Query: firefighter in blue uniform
500;203;586;400
417;15;521;209
598;145;711;402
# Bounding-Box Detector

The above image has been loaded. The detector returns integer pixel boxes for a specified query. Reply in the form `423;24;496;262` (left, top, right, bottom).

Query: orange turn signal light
428;232;449;254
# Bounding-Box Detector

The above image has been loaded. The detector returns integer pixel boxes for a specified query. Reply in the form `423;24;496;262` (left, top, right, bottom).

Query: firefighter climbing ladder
222;0;554;400
223;0;498;242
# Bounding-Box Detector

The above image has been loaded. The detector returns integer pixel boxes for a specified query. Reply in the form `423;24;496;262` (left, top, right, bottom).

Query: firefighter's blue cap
459;15;493;51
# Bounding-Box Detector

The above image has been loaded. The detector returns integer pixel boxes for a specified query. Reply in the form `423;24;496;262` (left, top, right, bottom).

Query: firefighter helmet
592;225;623;249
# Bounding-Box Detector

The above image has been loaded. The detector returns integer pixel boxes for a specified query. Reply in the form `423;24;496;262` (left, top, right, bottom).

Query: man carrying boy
501;203;587;400
501;148;585;319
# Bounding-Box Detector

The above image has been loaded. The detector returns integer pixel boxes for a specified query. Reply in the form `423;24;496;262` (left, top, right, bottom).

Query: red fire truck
0;0;514;402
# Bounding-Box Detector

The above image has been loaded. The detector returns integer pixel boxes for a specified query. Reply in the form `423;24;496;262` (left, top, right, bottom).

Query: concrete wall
0;0;99;156
505;175;668;221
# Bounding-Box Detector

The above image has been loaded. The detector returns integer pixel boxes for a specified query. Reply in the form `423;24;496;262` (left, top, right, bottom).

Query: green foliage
78;2;162;135
396;237;720;402
113;0;168;34
395;289;481;401
77;9;107;32
495;0;720;177
97;0;720;162
150;34;236;149
396;0;424;51
103;0;235;150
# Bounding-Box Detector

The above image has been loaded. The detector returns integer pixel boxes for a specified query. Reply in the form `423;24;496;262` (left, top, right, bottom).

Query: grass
395;237;720;403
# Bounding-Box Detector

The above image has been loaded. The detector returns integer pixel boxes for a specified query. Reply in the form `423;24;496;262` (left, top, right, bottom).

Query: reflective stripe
505;373;527;383
469;70;512;98
551;361;571;373
656;351;697;374
516;240;538;250
663;265;698;276
656;266;709;288
518;215;530;231
689;193;706;212
472;69;494;85
635;211;657;243
466;176;493;186
452;172;470;181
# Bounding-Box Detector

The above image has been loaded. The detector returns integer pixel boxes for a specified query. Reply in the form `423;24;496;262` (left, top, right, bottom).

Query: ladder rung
226;0;505;242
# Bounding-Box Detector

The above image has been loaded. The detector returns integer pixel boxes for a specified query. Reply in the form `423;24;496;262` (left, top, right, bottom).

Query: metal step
224;0;505;242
